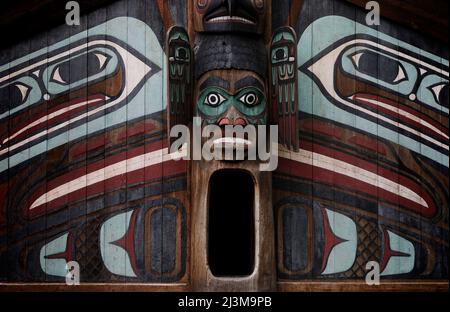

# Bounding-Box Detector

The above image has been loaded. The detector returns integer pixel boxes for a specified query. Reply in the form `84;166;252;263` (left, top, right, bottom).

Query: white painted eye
51;67;66;84
393;65;407;83
205;92;226;106
239;92;258;106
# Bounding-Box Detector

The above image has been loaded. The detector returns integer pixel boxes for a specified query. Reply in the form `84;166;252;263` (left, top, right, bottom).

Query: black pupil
209;94;218;104
53;52;106;84
355;51;404;84
439;83;449;108
0;84;26;114
178;48;187;59
246;94;255;104
275;49;285;60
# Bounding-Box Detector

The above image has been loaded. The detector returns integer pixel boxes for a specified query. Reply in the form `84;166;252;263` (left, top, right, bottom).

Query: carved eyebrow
199;77;230;91
235;76;263;91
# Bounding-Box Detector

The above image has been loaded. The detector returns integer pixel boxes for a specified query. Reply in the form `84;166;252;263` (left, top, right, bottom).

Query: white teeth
208;16;255;25
213;137;252;148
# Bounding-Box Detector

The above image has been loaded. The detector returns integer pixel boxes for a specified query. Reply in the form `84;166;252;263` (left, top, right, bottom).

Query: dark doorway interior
208;170;255;277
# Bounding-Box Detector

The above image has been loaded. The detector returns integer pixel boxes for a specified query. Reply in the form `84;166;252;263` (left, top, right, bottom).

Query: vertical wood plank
126;0;146;282
0;45;11;282
45;19;72;282
86;4;107;283
311;0;333;277
337;0;358;279
300;0;314;280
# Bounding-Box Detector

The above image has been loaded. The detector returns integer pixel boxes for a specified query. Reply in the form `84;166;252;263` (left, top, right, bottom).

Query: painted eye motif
350;50;408;84
204;92;226;107
51;51;110;85
429;82;449;107
0;82;31;113
272;47;288;63
175;47;189;61
239;92;259;106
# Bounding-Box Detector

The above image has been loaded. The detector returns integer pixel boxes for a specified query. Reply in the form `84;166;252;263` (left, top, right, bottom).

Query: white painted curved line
29;145;187;210
2;97;106;146
351;95;449;141
279;145;429;209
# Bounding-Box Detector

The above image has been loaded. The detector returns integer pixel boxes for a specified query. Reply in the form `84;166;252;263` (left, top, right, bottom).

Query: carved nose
219;107;248;126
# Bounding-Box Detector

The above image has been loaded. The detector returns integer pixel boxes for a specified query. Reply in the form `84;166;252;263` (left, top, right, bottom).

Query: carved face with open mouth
196;69;267;153
194;0;267;34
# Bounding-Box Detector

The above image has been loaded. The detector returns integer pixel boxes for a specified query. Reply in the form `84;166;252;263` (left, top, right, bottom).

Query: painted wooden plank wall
273;0;448;285
0;0;448;290
0;0;189;285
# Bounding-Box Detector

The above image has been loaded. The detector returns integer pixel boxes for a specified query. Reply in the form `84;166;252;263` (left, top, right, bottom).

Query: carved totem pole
166;0;298;291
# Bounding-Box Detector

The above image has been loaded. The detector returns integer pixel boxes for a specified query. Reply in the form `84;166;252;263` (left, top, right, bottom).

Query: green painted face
198;86;266;122
196;71;267;126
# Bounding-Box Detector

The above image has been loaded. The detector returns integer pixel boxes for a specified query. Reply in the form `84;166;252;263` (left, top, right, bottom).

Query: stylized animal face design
270;27;299;151
336;40;449;111
0;17;163;173
0;42;124;116
298;16;449;167
302;36;449;156
194;0;267;34
0;40;134;162
271;30;297;83
167;27;193;132
196;69;267;127
168;29;191;84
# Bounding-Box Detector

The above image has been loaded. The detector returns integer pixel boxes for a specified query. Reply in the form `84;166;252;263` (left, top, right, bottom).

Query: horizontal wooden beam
0;281;448;292
0;283;189;292
278;281;449;292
